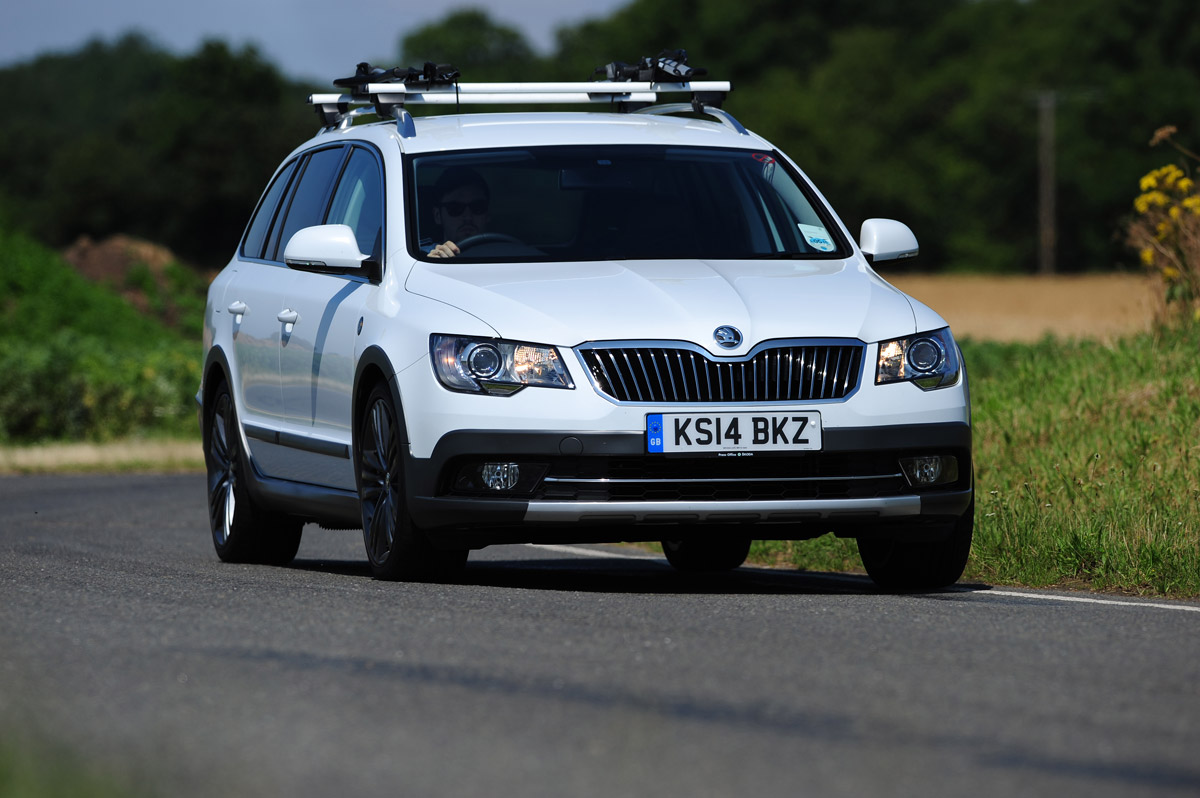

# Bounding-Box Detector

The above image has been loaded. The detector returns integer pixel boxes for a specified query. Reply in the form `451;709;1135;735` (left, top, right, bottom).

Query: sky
1;0;630;83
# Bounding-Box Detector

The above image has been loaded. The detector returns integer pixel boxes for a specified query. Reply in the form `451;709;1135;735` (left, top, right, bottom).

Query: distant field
887;272;1158;343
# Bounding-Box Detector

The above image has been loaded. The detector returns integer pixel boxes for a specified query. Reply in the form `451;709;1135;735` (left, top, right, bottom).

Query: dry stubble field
887;272;1159;343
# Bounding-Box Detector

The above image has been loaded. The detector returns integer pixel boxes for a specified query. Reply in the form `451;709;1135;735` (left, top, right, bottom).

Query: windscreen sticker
752;152;776;181
798;224;836;252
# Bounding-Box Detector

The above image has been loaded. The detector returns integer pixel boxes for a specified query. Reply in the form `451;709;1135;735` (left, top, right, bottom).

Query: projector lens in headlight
876;327;960;390
465;343;502;378
431;335;575;395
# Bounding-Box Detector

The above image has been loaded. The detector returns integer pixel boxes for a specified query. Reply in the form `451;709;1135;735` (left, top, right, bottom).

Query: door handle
228;300;247;316
277;309;299;325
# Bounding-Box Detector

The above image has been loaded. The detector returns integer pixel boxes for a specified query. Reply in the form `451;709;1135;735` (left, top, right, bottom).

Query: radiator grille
578;342;864;403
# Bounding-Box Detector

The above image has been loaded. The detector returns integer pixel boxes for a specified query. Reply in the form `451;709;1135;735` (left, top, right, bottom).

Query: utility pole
1037;90;1056;275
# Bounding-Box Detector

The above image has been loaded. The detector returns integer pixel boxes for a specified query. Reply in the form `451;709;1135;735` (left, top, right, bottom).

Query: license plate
646;412;822;454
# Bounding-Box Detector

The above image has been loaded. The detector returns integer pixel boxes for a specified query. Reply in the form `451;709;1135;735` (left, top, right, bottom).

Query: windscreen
408;146;844;262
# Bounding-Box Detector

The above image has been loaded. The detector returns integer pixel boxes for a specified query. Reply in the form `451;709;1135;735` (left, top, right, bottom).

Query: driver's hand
428;240;460;259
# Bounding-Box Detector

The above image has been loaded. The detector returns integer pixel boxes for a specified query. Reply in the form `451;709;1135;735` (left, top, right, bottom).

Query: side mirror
284;224;377;278
859;219;919;264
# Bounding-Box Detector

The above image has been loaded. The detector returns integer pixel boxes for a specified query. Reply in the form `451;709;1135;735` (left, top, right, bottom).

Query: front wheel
661;535;752;573
356;384;467;581
203;381;303;565
857;499;974;592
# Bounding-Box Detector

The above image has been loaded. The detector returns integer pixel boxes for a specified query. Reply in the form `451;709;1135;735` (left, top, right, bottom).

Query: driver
427;167;491;259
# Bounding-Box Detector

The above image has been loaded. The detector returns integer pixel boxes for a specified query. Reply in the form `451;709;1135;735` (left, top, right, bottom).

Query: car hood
405;258;932;355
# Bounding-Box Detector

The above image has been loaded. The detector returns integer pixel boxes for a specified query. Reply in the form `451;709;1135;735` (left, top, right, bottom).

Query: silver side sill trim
523;496;921;524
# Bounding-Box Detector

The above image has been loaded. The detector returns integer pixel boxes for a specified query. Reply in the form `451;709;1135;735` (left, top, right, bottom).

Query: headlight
431;335;575;396
875;327;960;390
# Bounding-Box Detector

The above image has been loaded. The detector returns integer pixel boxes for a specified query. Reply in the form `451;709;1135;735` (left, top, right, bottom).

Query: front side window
271;146;346;260
407;146;844;262
327;147;384;261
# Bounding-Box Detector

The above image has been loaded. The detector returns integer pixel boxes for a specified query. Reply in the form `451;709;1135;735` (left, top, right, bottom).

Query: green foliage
0;227;200;443
0;34;316;269
3;3;1198;274
0;226;164;345
458;0;1200;273
400;9;539;82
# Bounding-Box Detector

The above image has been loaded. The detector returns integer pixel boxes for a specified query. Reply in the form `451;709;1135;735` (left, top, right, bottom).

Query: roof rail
308;53;739;136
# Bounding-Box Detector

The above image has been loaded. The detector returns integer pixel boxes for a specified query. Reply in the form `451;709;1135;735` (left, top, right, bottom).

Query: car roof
305;111;771;156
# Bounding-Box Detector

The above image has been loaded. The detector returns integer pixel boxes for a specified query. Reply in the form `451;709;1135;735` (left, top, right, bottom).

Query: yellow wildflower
1170;206;1182;220
1156;220;1171;239
1163;266;1181;281
1178;177;1195;193
1140;247;1155;266
1140;173;1158;192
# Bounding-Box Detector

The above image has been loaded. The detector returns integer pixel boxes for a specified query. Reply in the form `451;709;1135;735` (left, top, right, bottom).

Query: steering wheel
455;232;525;251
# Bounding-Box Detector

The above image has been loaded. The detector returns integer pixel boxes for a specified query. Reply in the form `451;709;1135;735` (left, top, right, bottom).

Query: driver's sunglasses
441;199;489;217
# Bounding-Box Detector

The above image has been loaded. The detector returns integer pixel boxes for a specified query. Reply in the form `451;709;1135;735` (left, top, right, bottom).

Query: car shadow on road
289;550;992;597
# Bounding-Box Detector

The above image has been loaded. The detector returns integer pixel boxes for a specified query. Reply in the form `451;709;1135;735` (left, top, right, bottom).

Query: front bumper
406;422;972;544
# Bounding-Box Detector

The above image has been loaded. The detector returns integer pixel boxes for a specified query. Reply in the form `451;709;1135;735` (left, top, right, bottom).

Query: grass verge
0;738;145;798
0;437;202;475
756;323;1200;598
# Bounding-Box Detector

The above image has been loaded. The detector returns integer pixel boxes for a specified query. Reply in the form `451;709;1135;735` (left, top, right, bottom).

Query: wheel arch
201;346;233;405
353;345;411;454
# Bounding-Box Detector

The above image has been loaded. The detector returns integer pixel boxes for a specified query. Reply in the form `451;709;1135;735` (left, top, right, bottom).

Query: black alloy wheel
204;381;302;565
857;498;974;592
661;534;752;573
357;383;467;581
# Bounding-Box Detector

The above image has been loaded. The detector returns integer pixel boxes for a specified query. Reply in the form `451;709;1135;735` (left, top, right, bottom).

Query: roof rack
308;51;741;137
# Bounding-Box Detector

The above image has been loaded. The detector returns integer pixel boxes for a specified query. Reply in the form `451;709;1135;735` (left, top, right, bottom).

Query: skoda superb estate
199;60;974;589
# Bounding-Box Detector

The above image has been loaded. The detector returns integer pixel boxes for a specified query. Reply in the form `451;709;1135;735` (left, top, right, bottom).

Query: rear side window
241;160;298;260
271;147;346;260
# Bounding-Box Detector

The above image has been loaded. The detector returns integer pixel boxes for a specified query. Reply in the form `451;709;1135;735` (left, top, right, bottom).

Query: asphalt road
1;473;1199;797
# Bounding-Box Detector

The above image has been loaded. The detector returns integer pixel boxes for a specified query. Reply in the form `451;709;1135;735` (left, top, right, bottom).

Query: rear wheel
203;381;303;565
661;535;752;573
857;499;974;592
356;384;467;581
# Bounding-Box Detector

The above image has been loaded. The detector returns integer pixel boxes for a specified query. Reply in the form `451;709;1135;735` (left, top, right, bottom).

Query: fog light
481;462;520;490
900;455;958;486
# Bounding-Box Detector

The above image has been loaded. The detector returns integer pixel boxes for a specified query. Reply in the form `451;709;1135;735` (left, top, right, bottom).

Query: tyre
356;383;467;581
661;534;752;573
857;499;974;592
203;380;303;565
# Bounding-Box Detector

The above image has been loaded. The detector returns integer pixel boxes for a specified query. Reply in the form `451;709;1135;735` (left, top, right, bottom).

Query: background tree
2;0;1200;273
398;9;541;82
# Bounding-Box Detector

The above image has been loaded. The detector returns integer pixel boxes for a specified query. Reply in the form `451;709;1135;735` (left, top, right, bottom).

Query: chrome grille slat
605;350;632;400
578;342;864;404
620;351;642;402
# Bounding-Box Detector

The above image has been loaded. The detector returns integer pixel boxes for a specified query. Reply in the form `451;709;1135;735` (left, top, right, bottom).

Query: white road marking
522;545;1200;613
525;543;661;560
969;588;1200;614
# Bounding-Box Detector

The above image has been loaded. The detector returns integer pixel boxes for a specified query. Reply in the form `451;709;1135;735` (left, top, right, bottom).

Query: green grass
0;739;145;798
755;325;1200;598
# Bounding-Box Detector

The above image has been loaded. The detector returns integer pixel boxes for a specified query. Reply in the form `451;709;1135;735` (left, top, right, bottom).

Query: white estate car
199;59;973;589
